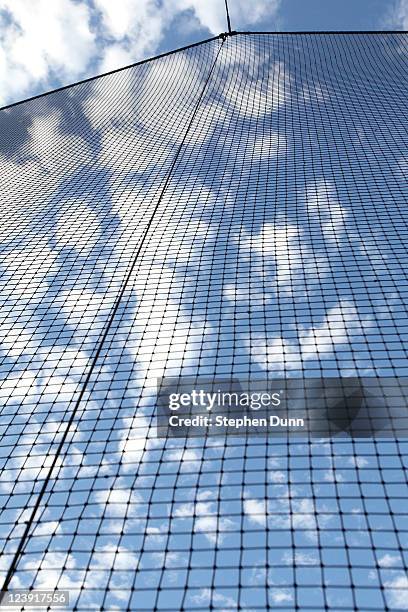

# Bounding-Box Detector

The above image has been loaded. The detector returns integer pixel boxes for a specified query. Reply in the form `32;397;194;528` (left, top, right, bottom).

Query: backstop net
0;32;407;610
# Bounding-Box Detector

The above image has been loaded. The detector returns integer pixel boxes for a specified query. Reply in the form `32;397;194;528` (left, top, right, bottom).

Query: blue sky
0;0;407;107
0;10;407;610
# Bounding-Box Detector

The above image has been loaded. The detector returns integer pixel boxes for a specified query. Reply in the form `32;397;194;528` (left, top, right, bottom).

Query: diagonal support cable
0;35;226;603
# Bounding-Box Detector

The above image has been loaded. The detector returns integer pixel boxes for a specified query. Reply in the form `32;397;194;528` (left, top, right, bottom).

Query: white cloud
221;56;290;118
248;300;372;372
174;500;235;544
384;0;408;29
378;553;402;568
0;0;281;105
191;588;238;608
348;456;369;468
291;498;317;530
165;447;201;471
94;0;171;72
0;108;91;234
244;498;267;526
270;590;293;604
93;488;143;518
95;0;144;40
97;43;135;74
306;180;347;244
224;181;346;303
21;551;81;592
0;0;95;104
83;54;214;183
282;550;319;565
96;0;279;46
55;201;101;255
212;590;238;608
384;575;408;609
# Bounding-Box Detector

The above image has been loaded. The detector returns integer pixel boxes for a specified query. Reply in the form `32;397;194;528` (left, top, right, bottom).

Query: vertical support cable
224;0;232;34
0;35;226;604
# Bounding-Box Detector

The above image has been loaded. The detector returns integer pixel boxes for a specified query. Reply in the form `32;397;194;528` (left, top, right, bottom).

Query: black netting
0;33;407;611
